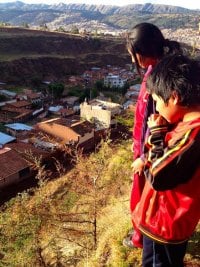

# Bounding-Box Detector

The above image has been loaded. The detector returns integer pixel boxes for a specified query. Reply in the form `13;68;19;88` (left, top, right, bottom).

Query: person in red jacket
133;54;200;267
124;23;182;248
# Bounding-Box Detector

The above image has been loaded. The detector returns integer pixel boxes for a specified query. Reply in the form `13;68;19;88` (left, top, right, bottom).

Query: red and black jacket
132;118;200;244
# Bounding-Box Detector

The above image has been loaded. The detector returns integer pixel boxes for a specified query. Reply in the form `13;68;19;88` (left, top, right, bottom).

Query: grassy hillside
0;129;199;266
0;138;132;266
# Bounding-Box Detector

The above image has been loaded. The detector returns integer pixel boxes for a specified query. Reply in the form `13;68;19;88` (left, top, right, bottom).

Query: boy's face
152;93;181;124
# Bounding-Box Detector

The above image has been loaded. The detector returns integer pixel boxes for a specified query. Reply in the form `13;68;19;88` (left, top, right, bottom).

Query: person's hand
147;114;168;128
131;158;144;175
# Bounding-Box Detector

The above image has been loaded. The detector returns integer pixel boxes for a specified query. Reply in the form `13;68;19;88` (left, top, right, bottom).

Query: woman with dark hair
124;22;182;249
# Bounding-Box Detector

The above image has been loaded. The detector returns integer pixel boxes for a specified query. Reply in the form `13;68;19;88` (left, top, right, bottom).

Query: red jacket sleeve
144;126;200;191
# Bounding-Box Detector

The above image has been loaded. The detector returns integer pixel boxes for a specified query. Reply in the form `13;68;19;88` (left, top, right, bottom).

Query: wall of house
0;167;30;188
80;103;111;129
104;75;126;88
6;128;29;137
6;128;16;136
0;173;19;188
79;131;94;145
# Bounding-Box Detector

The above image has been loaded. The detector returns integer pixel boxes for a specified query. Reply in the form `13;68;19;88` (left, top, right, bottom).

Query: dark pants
142;235;188;267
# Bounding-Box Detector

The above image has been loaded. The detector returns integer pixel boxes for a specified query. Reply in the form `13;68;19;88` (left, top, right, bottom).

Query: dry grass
0;139;199;266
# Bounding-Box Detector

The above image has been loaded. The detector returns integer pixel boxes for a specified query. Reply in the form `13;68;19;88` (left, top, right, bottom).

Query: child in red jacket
133;54;200;267
124;22;182;248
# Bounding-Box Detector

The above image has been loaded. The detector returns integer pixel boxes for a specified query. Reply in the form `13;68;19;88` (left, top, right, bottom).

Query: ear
171;91;180;105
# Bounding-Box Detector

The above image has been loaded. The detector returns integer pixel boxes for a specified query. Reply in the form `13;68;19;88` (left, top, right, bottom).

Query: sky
0;0;199;10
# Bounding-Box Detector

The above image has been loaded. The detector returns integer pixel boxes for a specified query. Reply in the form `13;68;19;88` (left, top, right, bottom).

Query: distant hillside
0;1;199;31
0;27;129;84
0;26;199;85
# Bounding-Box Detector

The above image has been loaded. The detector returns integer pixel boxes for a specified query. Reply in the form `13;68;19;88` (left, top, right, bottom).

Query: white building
104;74;126;88
80;99;122;129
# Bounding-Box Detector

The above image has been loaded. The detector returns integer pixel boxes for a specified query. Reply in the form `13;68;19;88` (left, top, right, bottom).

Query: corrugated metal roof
5;123;33;131
0;90;16;97
0;132;16;145
48;105;63;112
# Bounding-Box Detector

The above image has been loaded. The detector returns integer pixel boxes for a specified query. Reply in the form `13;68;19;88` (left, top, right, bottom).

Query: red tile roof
36;121;79;142
2;106;32;115
36;118;94;143
7;100;32;108
27;93;42;99
0;147;29;180
6;141;49;159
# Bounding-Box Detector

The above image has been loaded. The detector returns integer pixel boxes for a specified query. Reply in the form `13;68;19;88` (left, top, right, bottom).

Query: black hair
146;54;200;107
127;23;182;75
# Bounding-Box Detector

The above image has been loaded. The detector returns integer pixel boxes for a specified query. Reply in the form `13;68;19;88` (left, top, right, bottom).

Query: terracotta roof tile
0;147;29;179
8;100;32;108
36;118;94;143
6;142;49;159
27;93;42;99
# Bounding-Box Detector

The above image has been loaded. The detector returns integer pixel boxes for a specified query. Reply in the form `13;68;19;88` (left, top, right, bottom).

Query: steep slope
0;27;129;84
0;137;199;266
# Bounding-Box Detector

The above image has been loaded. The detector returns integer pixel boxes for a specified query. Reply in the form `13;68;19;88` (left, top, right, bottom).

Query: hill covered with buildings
0;1;199;32
0;27;129;84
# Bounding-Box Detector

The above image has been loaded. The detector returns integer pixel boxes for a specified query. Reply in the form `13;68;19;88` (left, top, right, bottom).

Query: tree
71;25;79;34
57;26;65;32
30;75;42;88
40;23;48;31
66;140;114;249
91;87;98;99
0;94;7;102
21;22;29;28
121;81;129;95
94;80;104;91
48;82;64;100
